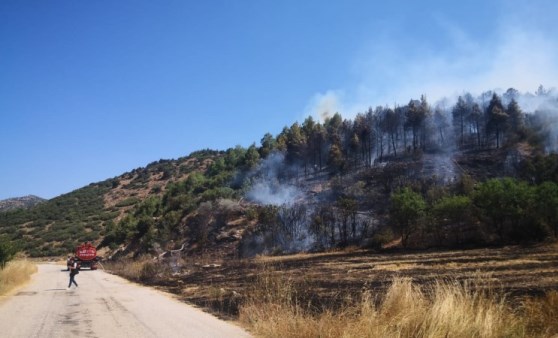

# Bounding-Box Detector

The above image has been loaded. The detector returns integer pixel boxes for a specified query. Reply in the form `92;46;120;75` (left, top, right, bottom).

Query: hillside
1;89;558;259
0;195;45;212
0;150;222;257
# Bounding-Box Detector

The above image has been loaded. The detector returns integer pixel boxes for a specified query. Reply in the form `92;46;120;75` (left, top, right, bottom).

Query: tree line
254;88;555;175
390;175;558;248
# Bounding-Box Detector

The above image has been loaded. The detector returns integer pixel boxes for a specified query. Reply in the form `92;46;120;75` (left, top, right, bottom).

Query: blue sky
1;0;557;200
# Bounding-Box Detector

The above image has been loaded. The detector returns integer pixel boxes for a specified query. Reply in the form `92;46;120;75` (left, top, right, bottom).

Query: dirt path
0;263;251;338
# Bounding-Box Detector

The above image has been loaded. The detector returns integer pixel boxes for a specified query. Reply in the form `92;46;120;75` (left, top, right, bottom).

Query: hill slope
2;89;558;258
0;150;221;256
0;195;45;212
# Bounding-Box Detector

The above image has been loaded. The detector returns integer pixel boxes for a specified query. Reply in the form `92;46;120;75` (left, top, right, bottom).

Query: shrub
115;197;140;208
368;227;395;249
0;237;18;269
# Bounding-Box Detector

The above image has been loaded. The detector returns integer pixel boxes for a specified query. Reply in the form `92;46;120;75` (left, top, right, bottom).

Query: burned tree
486;94;508;149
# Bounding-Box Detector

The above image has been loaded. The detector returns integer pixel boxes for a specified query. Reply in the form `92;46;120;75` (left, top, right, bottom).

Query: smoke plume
245;152;303;206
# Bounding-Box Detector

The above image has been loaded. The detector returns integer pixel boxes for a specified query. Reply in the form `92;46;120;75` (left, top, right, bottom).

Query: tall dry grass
522;290;558;337
103;257;161;282
239;271;557;338
0;260;37;296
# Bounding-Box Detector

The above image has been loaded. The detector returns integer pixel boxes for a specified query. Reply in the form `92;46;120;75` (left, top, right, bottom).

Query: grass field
107;244;558;337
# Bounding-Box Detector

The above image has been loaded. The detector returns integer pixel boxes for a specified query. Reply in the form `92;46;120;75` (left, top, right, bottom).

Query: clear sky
1;0;557;200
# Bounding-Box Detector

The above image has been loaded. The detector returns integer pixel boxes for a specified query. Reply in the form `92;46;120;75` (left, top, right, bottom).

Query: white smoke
247;182;301;206
302;3;558;120
304;90;345;122
245;152;303;206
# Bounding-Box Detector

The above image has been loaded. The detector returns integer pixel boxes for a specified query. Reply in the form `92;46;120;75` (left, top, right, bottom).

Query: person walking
68;257;79;288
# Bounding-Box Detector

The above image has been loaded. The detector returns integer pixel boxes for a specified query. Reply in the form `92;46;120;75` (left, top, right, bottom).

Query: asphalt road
0;263;251;338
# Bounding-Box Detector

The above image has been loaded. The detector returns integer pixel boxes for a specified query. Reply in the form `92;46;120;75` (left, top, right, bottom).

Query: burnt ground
142;243;558;319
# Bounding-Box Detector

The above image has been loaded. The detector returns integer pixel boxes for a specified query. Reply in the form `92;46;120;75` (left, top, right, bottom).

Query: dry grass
106;244;558;336
239;269;557;338
521;290;558;337
103;257;160;282
0;260;37;296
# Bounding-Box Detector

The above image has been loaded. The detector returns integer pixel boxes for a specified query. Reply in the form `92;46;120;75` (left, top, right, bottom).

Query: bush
139;261;159;281
115;197;140;208
0;237;18;269
368;227;395;249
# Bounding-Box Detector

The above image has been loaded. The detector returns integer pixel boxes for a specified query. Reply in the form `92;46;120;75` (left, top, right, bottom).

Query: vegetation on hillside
1;88;558;257
0;195;45;212
97;89;558;257
0;151;223;256
0;183;112;256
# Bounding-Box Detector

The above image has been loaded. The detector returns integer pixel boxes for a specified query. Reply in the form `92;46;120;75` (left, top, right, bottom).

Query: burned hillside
100;88;558;261
2;87;558;259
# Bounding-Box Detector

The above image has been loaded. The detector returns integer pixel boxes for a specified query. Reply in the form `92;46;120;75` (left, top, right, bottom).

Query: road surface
0;263;251;338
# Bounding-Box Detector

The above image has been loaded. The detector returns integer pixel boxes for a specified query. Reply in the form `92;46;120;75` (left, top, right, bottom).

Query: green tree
325;112;343;139
243;143;261;169
313;123;327;169
224;145;247;169
302;116;316;170
259;133;276;158
473;178;533;242
0;236;18;269
431;195;472;245
390;187;426;248
536;181;558;237
276;126;289;152
285;122;307;172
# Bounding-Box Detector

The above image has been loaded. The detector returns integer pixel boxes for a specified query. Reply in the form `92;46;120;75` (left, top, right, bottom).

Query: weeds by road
239;271;558;337
0;260;37;296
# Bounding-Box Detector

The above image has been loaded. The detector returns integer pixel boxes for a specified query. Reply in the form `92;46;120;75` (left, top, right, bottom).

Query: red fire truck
67;242;100;270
